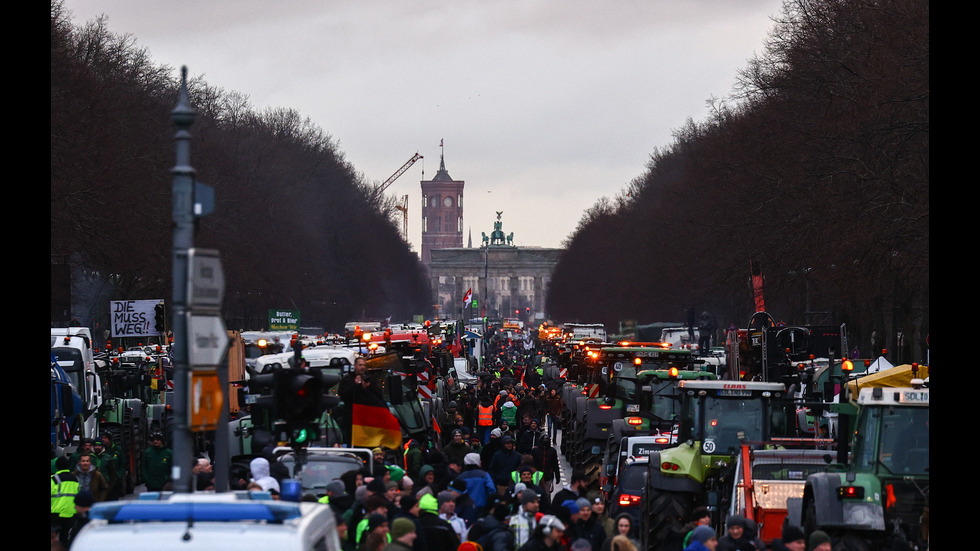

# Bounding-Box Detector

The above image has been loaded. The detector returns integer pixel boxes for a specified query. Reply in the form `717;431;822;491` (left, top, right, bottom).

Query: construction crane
374;153;423;197
395;194;409;240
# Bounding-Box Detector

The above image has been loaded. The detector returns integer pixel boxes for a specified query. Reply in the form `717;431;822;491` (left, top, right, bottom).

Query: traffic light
154;303;165;333
248;371;280;423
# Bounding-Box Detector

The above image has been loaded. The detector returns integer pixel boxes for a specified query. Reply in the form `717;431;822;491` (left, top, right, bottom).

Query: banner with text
111;299;163;338
268;309;301;331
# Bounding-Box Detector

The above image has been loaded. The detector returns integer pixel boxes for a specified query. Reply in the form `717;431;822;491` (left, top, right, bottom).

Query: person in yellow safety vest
508;465;552;513
51;456;79;547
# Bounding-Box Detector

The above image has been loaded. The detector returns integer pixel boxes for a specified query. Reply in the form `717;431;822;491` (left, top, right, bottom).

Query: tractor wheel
802;493;818;539
643;489;692;551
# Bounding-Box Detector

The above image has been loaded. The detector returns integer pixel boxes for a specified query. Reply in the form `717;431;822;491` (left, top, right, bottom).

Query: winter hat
561;499;580;515
782;525;806;544
372;447;384;456
575;497;592;511
386;465;405;482
690;525;717;544
448;478;468;494
464;452;481;466
419;493;439;513
326;480;347;496
458;543;483;551
437;490;456;508
520;489;539;505
74;490;95;508
366;512;388;532
726;514;746;529
809;530;831;550
502;435;514;444
400;475;413;490
366;478;387;495
419;464;435;478
399;494;418;511
511;482;528;498
490;428;503;438
390;517;416;539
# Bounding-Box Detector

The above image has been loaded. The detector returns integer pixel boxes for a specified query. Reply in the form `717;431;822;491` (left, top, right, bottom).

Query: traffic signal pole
169;67;196;493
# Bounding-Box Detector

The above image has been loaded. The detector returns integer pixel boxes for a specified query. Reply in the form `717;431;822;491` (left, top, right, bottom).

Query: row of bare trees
546;0;928;361
51;1;431;332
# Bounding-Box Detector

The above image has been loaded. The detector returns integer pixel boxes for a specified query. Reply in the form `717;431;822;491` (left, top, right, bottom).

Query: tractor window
879;407;929;475
616;379;637;402
701;397;765;452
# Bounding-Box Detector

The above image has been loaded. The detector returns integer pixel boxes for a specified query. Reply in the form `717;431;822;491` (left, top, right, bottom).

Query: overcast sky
65;0;785;254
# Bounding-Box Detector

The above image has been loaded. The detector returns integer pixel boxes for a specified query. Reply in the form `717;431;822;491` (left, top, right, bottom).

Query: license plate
626;404;640;413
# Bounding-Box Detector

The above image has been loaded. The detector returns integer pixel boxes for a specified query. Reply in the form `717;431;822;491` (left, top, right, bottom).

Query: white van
70;491;342;551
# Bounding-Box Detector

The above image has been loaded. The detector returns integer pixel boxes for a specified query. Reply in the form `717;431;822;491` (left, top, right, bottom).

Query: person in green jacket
141;432;172;491
51;456;79;547
93;436;123;499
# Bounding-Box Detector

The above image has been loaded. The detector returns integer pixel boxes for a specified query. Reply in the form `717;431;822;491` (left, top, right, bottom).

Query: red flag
463;288;472;308
351;386;402;449
450;330;463;357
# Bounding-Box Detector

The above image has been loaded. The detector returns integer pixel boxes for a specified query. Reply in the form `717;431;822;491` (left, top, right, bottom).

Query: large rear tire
643;489;693;551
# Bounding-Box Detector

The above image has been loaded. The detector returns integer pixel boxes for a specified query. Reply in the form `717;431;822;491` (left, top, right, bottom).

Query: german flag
351;386;402;449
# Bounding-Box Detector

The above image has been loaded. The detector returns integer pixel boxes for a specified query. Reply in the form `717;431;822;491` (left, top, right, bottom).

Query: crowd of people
51;328;837;551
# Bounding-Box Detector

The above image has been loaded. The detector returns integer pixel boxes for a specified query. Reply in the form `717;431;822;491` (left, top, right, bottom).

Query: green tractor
799;376;929;550
596;346;718;497
640;379;789;551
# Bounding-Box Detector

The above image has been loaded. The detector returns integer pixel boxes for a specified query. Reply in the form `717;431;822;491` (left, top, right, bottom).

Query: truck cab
51;327;104;440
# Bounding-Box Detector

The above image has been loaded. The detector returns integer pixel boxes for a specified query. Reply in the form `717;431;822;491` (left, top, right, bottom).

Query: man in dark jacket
480;428;504;472
567;497;606;551
467;495;515;551
530;435;560;494
455;453;497;522
551;469;587;510
488;436;523;492
717;514;760;551
417;493;459;549
517;418;545;455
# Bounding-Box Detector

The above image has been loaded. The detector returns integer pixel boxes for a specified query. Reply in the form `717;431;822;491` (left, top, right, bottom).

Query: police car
70;491;342;551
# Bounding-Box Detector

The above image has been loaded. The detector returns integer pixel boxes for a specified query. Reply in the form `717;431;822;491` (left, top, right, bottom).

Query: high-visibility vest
51;470;79;518
477;405;495;426
511;470;544;485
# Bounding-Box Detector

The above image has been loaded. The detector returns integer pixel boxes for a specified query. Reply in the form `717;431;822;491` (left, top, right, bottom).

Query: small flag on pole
463;288;473;308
